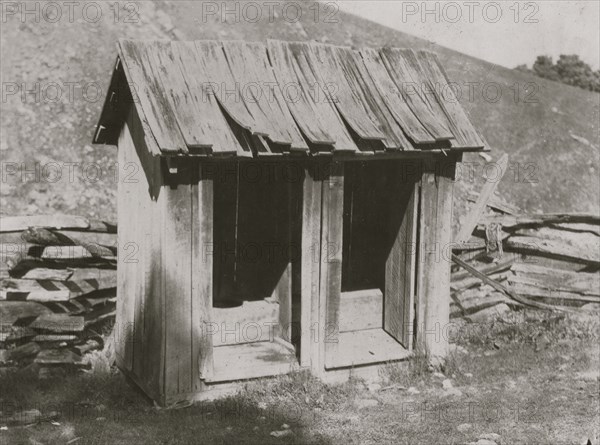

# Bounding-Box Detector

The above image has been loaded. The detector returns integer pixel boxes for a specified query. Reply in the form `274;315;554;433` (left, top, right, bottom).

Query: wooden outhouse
94;39;486;405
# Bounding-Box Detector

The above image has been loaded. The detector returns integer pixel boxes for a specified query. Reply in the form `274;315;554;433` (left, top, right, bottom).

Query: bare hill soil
1;1;599;221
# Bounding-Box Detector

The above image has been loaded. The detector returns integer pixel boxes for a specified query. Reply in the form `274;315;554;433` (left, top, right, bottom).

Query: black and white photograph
0;1;599;444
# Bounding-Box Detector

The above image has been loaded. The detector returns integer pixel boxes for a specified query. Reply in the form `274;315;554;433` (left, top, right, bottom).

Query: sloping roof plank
268;41;358;152
308;43;386;143
222;41;308;151
118;40;188;154
416;51;485;149
360;49;437;145
170;41;243;155
380;48;454;142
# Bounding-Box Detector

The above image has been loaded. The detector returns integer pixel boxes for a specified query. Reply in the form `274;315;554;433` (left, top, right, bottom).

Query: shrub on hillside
516;55;600;92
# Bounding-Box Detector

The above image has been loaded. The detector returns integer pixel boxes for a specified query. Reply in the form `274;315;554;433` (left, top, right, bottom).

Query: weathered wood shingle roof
94;39;486;157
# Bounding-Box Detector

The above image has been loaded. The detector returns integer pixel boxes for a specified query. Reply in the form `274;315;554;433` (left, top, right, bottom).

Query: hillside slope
1;1;598;220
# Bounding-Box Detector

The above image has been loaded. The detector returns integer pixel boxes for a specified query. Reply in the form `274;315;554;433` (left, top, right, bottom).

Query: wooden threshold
207;338;299;383
325;328;411;370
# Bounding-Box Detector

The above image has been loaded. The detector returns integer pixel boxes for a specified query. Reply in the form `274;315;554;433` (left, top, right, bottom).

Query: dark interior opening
342;161;404;293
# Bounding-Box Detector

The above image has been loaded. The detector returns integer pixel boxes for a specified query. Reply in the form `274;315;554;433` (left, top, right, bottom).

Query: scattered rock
442;379;453;389
6;409;42;426
475;440;497;445
270;429;293;438
449;344;468;355
0;350;10;364
355;398;379;409
95;417;106;421
252;426;259;432
581;303;600;313
457;423;472;433
576;370;599;382
367;383;382;392
432;372;445;379
444;387;463;397
505;380;517;390
483;350;498;357
407;387;420;395
479;432;501;442
281;423;290;430
464;373;473;378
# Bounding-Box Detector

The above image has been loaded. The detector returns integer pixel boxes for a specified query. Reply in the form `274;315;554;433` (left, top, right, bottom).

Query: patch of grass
453;309;600;348
243;370;359;412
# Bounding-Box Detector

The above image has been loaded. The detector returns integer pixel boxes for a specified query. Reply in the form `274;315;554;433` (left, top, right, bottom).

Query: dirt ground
1;310;599;445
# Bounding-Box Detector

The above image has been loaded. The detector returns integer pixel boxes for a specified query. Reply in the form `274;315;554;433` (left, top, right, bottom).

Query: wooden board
170;41;242;154
118;39;187;153
0;215;89;233
222;41;308;150
17;268;74;281
163;160;194;396
506;236;600;265
144;41;214;150
309;43;385;143
361;48;435;144
384;173;418;348
322;162;344;369
325;328;411;369
510;263;600;294
339;289;382;333
195;41;263;136
267;41;357;151
29;314;85;333
192;162;214;382
208;339;298;382
415;158;455;359
380;49;453;141
456;154;509;244
300;164;323;369
0;301;53;325
416;50;485;149
211;300;279;346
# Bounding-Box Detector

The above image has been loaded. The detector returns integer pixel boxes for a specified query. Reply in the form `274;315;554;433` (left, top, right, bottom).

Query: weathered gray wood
0;215;89;233
29;314;85;333
223;41;308;150
300;164;323;369
456;154;509;244
451;254;569;312
116;116;136;373
322;162;344;369
163;159;194;396
208;340;298;383
0;301;53;325
34;349;84;366
339;289;383;333
267;41;358;151
361;48;435;144
467;193;520;215
510;262;600;294
119;39;187;153
380;49;453;141
309;43;385;143
170;41;241;155
506;235;600;265
17;268;74;281
192;163;214;383
385;170;418;348
416;159;455;360
478;213;600;230
416;50;485;149
451;257;514;282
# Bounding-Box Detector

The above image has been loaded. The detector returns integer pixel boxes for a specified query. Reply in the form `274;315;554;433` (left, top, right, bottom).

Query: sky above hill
337;1;600;69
